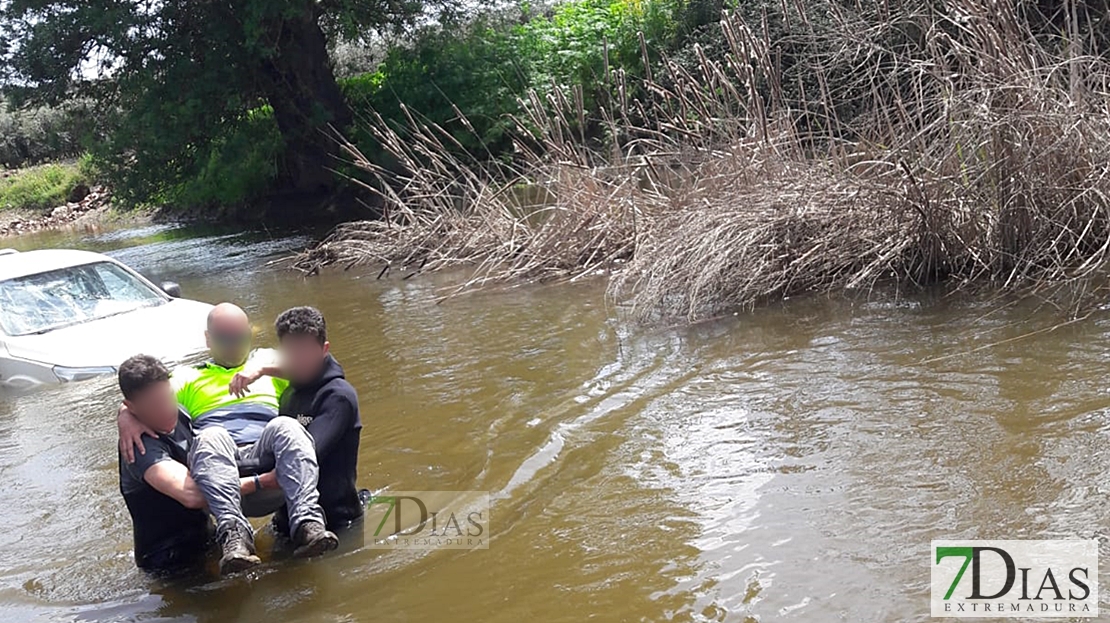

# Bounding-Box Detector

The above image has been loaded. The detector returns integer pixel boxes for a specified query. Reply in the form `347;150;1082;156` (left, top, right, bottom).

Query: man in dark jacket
272;306;364;532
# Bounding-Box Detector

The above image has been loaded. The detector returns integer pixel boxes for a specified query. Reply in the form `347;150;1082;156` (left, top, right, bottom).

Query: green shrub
346;17;534;158
76;153;103;184
165;106;284;209
339;0;690;163
520;0;683;102
0;162;87;211
0;100;98;169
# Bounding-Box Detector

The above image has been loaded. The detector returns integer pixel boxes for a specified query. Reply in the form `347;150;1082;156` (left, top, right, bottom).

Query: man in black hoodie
271;306;364;533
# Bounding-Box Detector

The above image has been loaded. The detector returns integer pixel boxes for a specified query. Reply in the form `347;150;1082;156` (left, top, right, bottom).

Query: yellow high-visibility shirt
172;348;288;420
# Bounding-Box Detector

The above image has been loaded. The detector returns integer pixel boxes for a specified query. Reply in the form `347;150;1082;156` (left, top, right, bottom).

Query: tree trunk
256;5;352;195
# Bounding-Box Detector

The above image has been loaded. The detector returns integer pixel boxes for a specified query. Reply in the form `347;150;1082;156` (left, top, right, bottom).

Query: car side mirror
161;281;182;298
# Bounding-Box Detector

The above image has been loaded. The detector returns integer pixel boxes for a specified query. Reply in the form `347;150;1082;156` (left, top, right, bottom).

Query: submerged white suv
0;248;212;388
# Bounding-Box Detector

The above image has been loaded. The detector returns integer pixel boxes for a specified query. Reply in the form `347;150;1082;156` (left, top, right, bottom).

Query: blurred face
279;334;329;385
206;308;252;368
125;380;179;434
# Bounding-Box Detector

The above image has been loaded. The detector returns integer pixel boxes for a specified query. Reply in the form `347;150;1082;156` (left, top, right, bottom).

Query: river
0;223;1108;622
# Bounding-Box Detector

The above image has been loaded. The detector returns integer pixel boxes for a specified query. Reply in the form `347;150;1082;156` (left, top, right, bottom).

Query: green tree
0;0;427;204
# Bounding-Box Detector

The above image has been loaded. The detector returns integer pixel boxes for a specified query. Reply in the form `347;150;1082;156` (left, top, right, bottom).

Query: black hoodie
279;355;363;530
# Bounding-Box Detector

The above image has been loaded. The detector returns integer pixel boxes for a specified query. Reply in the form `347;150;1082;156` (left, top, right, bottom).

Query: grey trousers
188;416;325;537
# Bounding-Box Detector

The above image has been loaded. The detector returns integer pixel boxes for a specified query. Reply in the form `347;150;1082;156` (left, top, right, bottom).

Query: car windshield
0;261;165;336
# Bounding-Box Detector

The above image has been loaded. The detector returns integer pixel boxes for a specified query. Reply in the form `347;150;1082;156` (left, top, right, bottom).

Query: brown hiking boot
293;521;338;558
218;523;261;575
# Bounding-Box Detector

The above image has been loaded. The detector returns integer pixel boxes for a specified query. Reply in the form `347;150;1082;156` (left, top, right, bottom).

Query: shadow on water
2;224;1110;622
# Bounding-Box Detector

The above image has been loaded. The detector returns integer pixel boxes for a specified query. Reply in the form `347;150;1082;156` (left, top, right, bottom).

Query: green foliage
0;100;97;168
166;107;284;209
520;0;682;103
0;162;87;211
350;18;533;157
76;153;103;184
1;0;435;210
345;0;691;162
0;0;707;213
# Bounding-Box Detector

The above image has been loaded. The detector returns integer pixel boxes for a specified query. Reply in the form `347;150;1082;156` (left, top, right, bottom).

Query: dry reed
295;0;1110;321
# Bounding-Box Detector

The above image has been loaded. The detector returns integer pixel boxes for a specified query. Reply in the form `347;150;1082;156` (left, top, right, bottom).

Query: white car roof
0;249;121;282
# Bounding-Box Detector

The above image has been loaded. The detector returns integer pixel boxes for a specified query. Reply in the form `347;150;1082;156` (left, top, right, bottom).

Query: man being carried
118;303;338;574
118;303;285;461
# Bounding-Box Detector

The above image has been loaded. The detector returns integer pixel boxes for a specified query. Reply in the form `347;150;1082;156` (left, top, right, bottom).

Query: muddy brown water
1;224;1109;622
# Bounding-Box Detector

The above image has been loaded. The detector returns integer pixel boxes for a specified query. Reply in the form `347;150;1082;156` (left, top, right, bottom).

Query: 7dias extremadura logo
365;491;489;550
931;540;1098;618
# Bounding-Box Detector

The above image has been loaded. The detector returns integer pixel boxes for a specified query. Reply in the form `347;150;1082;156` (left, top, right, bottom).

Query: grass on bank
0;161;88;212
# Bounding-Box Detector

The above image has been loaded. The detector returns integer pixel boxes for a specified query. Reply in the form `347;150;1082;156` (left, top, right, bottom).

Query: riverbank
0;179;372;244
295;3;1110;322
0;184;154;238
0;161;115;236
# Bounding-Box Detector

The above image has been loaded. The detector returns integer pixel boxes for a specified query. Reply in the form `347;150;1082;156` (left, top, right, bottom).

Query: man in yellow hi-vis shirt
117;303;337;575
